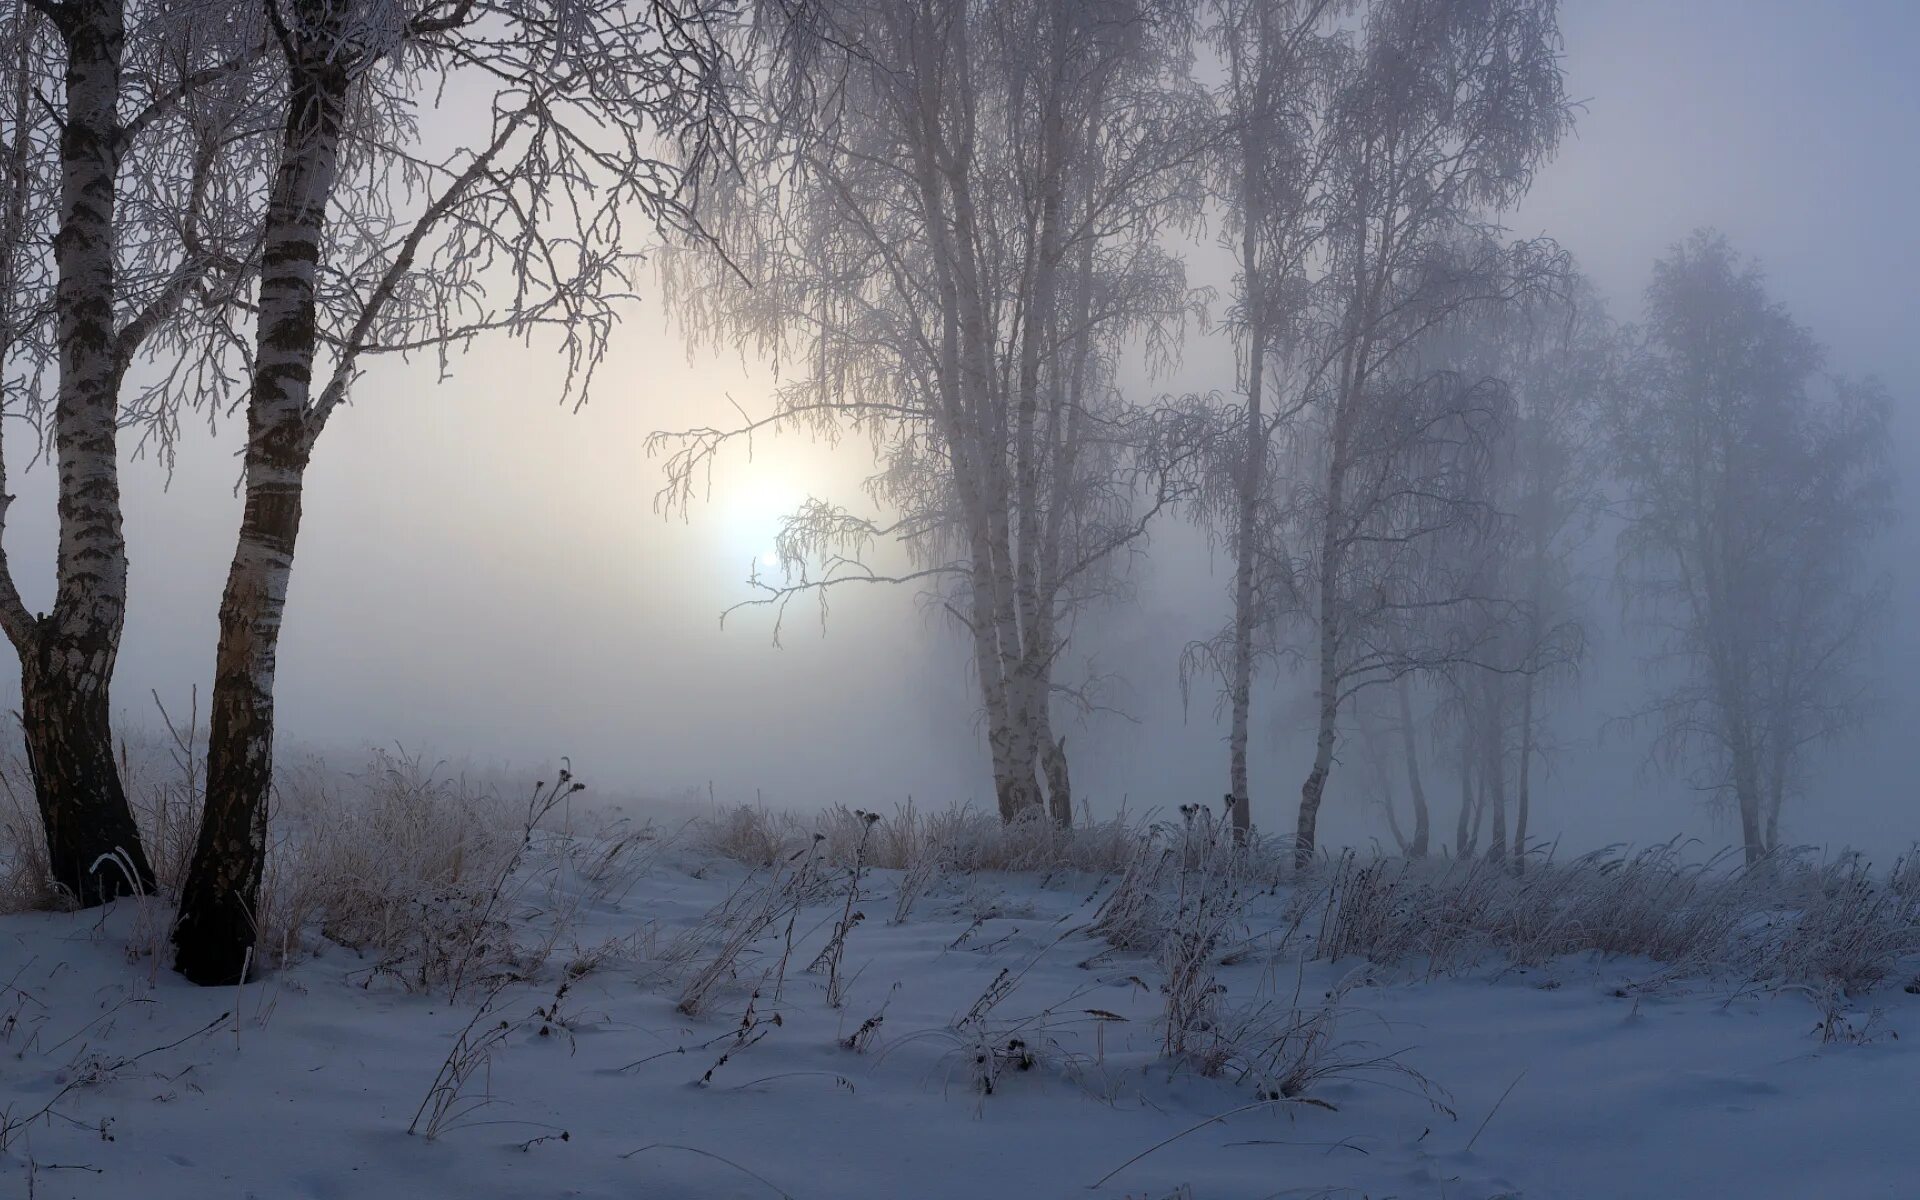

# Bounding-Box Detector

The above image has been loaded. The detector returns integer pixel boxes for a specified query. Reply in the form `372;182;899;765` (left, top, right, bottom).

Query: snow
3;830;1916;1200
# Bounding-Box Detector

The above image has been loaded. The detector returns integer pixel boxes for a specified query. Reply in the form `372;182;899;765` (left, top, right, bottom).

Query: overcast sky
3;0;1914;854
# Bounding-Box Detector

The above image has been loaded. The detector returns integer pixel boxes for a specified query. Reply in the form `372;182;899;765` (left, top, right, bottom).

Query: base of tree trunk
173;752;270;987
171;888;257;986
1229;791;1250;843
1296;772;1327;871
1043;736;1072;828
173;775;265;986
20;655;155;905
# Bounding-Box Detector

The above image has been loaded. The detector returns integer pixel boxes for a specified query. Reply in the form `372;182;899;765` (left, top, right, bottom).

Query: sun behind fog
715;471;800;573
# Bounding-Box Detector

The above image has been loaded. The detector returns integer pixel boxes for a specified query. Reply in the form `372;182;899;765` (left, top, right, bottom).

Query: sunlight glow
716;471;801;572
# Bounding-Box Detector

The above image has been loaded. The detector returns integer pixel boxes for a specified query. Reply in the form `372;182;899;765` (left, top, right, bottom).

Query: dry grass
4;722;1913;1012
0;697;210;915
0;757;55;914
1299;843;1920;993
697;799;1150;878
118;695;211;897
0;725;668;996
262;750;531;985
259;752;668;998
1076;806;1447;1112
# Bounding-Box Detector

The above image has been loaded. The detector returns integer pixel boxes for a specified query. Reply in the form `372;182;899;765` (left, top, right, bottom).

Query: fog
5;0;1915;856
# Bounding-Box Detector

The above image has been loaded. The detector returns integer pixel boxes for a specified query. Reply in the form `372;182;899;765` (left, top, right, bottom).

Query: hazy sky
3;0;1914;853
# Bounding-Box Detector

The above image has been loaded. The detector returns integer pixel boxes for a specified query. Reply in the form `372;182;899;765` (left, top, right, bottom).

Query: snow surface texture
2;805;1917;1199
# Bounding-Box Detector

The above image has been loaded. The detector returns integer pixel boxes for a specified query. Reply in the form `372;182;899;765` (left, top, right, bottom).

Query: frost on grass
3;776;1919;1198
1303;843;1920;993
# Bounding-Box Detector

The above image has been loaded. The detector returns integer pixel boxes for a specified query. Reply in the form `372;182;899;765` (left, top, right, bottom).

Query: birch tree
1179;0;1341;839
0;0;266;903
1493;283;1603;860
1349;669;1431;855
170;0;735;984
653;0;1209;825
1415;287;1600;865
1284;0;1570;866
1609;231;1891;865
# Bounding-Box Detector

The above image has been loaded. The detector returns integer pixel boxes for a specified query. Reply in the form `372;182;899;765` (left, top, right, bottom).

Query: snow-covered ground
3;820;1916;1200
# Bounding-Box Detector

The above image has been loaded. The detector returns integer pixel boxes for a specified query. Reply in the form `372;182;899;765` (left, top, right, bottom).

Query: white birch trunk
175;42;347;983
13;0;154;903
1228;190;1267;840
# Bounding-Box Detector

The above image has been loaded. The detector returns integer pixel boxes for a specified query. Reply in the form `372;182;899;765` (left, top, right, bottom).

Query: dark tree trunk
172;468;306;984
1485;686;1507;862
1731;739;1765;868
1454;715;1473;857
19;635;154;902
1043;733;1072;828
1486;750;1507;861
1296;510;1342;870
1296;683;1337;871
1227;195;1268;843
1467;771;1486;858
1395;677;1429;857
1514;673;1535;870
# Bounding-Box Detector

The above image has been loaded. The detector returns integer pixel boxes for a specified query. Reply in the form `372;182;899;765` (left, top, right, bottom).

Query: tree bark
1359;706;1406;851
1296;419;1347;869
1296;209;1372;869
1514;672;1534;869
1454;714;1474;857
1708;632;1766;867
5;0;155;904
1295;616;1338;870
1009;35;1063;827
1227;277;1266;841
1729;733;1765;868
1466;771;1485;857
1485;698;1507;862
1395;676;1429;857
20;635;151;901
1763;749;1784;856
1042;733;1071;828
1033;241;1095;833
174;45;346;985
1226;92;1269;841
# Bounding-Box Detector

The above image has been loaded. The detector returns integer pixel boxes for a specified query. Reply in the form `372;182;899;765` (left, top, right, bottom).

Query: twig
1464;1068;1526;1153
619;1143;797;1199
724;1070;854;1093
1089;1096;1336;1189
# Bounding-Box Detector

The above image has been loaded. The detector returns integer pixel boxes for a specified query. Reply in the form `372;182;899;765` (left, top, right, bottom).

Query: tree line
0;0;1892;986
651;0;1891;869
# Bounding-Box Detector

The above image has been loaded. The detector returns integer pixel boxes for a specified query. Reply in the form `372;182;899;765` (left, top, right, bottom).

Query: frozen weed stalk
808;809;879;1007
675;840;823;1017
1158;803;1249;1064
409;981;515;1140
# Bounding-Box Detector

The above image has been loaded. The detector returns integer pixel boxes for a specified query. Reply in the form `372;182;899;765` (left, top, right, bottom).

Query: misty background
3;0;1913;853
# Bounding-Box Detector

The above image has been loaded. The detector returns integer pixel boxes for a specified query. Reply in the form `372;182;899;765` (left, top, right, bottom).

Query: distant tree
0;0;265;902
1180;0;1569;860
1349;670;1432;855
1283;0;1572;866
653;0;1210;825
1180;0;1341;840
1496;283;1606;861
1421;283;1603;865
1609;231;1892;865
172;0;736;984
